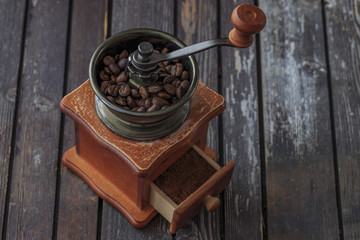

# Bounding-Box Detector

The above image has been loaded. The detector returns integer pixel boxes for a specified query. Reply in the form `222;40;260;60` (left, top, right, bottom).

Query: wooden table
1;0;359;239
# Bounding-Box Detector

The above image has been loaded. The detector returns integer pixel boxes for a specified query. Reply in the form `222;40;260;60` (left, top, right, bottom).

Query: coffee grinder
60;4;266;233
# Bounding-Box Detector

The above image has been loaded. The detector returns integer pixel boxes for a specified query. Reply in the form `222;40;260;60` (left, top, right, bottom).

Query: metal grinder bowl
89;29;199;140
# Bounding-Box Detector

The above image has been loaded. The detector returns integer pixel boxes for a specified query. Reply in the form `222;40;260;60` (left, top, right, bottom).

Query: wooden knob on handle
204;195;220;212
229;4;266;48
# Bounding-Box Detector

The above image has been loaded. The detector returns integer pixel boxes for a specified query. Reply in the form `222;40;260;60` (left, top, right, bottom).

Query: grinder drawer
149;145;235;234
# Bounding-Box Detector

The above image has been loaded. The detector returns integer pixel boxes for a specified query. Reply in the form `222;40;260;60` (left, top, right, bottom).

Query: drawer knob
204;195;220;212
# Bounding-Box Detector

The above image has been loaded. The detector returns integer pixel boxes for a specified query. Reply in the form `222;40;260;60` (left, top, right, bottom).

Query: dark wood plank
4;0;69;239
177;0;219;152
259;0;340;239
324;1;360;238
56;1;107;239
111;0;174;34
176;0;221;238
0;0;26;238
100;1;175;239
220;1;263;239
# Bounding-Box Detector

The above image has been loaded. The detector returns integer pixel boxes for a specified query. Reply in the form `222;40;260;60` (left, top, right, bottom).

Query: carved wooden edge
59;96;225;177
62;146;157;228
59;101;145;177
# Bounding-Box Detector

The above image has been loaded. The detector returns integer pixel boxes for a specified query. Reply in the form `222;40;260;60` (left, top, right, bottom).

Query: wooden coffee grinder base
60;80;234;233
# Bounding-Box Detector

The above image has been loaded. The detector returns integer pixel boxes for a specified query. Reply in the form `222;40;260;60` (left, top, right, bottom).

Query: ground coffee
154;148;216;205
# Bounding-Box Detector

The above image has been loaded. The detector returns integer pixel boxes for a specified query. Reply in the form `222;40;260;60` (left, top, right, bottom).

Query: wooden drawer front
149;146;235;234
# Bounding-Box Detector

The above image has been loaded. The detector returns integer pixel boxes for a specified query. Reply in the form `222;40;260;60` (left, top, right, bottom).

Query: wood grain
0;0;26;238
149;183;177;222
220;1;263;239
1;1;359;239
111;0;174;34
56;1;107;239
4;0;69;239
259;0;339;239
176;0;222;238
100;1;176;239
178;0;219;152
324;0;360;239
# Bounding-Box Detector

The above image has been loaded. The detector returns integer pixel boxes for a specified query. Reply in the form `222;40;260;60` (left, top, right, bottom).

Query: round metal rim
94;96;190;140
89;28;199;120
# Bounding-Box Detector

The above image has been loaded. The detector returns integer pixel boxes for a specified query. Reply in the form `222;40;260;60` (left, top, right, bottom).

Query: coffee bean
172;79;181;88
109;62;120;76
114;54;121;62
171;63;184;77
180;80;190;91
103;56;115;65
181;70;189;80
176;86;185;99
131;89;140;98
152;96;169;107
119;50;129;59
161;105;169;110
106;95;115;103
164;83;176;95
119;84;131;97
114;85;121;96
115;96;127;106
110;75;116;84
135;99;140;106
158;62;165;69
154;81;164;86
157;91;171;99
100;81;110;93
159;71;168;78
172;59;179;64
163;75;175;84
147;104;161;112
104;66;111;75
147;84;163;94
138;98;146;107
163;60;170;66
161;48;169;54
123;106;131;110
118;58;128;69
139;86;150;99
161;47;169;54
107;85;118;97
171;97;178;105
116;71;129;84
99;70;109;81
127;96;137;109
137;106;146;112
145;98;152;109
165;64;173;73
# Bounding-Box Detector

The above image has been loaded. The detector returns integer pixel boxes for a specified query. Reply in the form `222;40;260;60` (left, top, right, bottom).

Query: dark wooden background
1;0;359;239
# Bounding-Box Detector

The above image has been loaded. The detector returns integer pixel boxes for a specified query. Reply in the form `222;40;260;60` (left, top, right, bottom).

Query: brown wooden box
60;80;234;233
